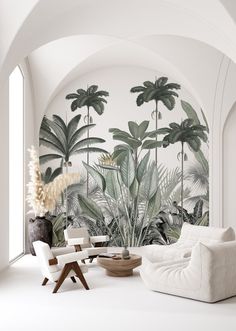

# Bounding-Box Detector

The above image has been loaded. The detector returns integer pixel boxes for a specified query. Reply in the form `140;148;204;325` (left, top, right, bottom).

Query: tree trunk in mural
86;106;90;196
155;100;158;166
181;141;184;223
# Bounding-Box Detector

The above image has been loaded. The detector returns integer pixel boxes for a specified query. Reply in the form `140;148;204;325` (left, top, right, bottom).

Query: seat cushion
143;243;191;263
86;247;107;257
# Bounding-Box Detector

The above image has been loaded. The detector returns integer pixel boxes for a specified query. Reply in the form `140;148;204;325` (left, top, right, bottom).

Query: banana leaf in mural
74;150;189;246
109;120;163;168
39;114;107;165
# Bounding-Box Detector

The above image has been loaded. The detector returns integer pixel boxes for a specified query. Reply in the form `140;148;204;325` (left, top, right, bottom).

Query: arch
222;100;236;229
1;0;236;87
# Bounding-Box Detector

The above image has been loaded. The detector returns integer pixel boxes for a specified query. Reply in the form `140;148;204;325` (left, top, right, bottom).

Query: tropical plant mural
157;118;208;217
130;77;181;164
38;77;209;247
65;85;109;193
39;114;107;166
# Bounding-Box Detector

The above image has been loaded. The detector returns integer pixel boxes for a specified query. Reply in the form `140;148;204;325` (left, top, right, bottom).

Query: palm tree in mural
65;85;109;162
65;85;109;193
130;77;181;165
157;119;208;219
39;114;107;165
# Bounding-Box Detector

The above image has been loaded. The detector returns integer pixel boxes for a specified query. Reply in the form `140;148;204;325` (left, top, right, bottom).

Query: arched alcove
223;101;236;229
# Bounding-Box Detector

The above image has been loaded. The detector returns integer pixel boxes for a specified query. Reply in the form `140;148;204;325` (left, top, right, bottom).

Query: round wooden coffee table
97;254;142;277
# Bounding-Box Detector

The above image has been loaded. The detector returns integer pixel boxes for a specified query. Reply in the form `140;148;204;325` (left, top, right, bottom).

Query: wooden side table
97;254;142;277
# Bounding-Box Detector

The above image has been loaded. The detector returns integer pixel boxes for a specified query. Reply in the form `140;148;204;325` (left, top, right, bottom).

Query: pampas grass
27;146;80;216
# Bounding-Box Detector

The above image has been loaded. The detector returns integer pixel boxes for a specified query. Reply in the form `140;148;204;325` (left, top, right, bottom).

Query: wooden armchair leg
71;276;77;283
42;277;49;286
71;262;89;290
52;264;71;294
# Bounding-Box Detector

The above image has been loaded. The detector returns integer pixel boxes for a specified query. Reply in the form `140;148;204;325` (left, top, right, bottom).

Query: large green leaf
138;121;149;139
147;191;161;219
65;93;79;99
140;162;158;200
156;127;171;135
52;115;67;132
136;93;144;106
137;151;150;183
129;178;139;199
113;134;142;149
83;162;106;192
187;137;201;152
39;154;62;165
69;124;96;146
70;137;105;154
181;100;200;125
78;194;103;221
120;151;135;188
201;109;209;133
39;137;65;155
192;149;209;174
142;140;163;149
128;121;139;138
88;85;98;94
159;95;175;110
130;86;145;93
44;118;67;151
91;101;104;115
67;114;81;141
143;81;154;88
74;147;108;155
106;171;121;200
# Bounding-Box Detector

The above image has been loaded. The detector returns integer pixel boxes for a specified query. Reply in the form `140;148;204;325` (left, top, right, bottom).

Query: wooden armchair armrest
49;251;88;266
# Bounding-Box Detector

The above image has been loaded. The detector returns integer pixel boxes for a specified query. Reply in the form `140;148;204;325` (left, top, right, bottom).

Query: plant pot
28;216;53;256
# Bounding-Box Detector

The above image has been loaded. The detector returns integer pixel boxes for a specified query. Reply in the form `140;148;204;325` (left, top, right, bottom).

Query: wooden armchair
64;227;109;263
33;241;89;293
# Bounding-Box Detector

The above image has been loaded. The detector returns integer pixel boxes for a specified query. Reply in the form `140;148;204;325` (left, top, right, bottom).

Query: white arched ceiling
29;35;211;129
1;0;236;88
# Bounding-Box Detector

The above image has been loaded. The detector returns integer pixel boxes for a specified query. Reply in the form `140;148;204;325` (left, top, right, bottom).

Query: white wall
223;101;236;230
0;82;9;271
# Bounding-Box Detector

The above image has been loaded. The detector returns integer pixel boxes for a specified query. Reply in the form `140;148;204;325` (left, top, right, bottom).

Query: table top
97;253;142;267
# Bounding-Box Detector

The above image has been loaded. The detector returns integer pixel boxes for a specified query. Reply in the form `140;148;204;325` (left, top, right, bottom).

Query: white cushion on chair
33;241;88;283
67;238;85;246
143;223;235;263
56;251;88;265
86;247;107;256
90;235;109;243
51;246;75;256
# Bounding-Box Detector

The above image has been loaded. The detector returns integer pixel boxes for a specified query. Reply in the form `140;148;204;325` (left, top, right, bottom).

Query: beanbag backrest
178;223;235;245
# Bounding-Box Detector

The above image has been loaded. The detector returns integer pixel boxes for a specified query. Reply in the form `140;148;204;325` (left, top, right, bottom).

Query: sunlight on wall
9;66;24;261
